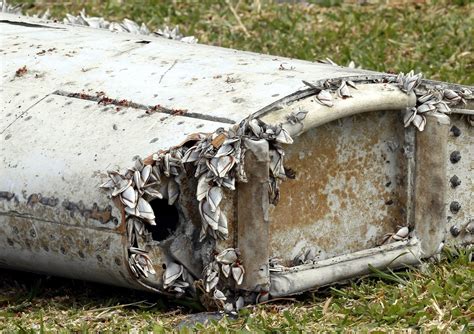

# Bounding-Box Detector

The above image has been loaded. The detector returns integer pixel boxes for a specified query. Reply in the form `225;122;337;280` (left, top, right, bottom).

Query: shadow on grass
0;268;204;315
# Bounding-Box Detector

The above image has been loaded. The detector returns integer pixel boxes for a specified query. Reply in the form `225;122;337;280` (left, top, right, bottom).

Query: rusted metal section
268;111;407;265
237;139;270;292
413;112;450;257
445;115;473;246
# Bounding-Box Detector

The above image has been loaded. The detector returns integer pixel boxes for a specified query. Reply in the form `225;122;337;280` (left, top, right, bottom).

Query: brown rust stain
269;111;406;263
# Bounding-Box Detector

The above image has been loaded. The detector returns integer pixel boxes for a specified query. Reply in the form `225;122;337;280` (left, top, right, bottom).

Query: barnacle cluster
394;71;473;131
100;111;296;310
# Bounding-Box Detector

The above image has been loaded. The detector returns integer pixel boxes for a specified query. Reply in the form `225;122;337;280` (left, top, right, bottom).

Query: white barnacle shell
346;80;357;89
124;205;139;217
134;157;144;171
128;257;140;278
111;178;132;197
143;186;163;200
199;200;221;230
417;93;434;104
235;296;245;310
274;127;293;144
213;289;227;301
459;88;472;99
435;101;451;114
207;186;223;213
215;248;238;265
217;213;228;239
120;185;137;208
151;165;161;183
403;107;417;128
417;102;436;114
141;165;152;184
269;149;286;178
133;219;145;236
248;118;262;137
444;89;461;102
182;146;200;163
205;273;219;293
232;264;245;285
223;303;234;313
99;178;116;190
163;262;183;288
137;197;155;224
337;81;352;98
286;110;308;125
196;174;212;201
316;89;334;107
221;264;231;278
215;155;236;178
412;114;426;131
133;170;143;192
392;226;409;241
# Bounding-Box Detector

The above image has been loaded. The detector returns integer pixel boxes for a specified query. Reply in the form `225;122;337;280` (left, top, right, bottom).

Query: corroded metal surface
237;139;270;291
268;111;407;265
413;112;449;256
445;115;473;245
1;12;473;311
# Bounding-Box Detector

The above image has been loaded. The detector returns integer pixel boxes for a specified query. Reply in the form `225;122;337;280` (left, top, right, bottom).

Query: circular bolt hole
78;250;85;258
30;229;36;238
450;201;461;214
114;257;121;266
450;225;460;237
450;151;461;164
450;175;461;188
97;255;103;262
450;125;461;137
60;246;66;254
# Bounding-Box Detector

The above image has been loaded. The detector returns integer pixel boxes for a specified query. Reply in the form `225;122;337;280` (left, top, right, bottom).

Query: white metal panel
1;12;376;124
0;94;225;206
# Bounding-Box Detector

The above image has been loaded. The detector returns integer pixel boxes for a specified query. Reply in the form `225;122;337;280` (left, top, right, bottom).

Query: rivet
450;225;460;237
450;125;461;137
450;151;461;164
449;175;461;188
450;201;461;214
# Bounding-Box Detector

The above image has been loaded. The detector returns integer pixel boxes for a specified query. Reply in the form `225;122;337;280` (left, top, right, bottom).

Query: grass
2;0;474;332
9;0;474;85
0;248;472;332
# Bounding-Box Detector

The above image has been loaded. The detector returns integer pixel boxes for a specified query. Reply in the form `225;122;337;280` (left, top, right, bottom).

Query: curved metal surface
1;12;473;306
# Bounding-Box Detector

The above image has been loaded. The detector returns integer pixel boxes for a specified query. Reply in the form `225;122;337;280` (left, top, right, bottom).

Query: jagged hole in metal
148;198;180;241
